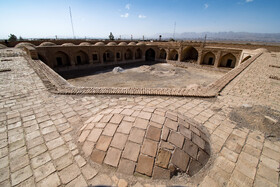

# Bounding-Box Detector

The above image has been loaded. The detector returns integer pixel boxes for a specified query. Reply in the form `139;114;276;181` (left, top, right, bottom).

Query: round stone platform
78;106;211;179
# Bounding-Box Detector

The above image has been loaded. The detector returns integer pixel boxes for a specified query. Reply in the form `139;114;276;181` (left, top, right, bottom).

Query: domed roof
15;42;36;48
107;42;117;46
78;106;211;179
79;42;91;46
255;48;269;53
62;43;75;46
39;42;56;47
94;42;105;46
118;42;127;46
136;42;146;46
0;44;7;49
128;42;136;46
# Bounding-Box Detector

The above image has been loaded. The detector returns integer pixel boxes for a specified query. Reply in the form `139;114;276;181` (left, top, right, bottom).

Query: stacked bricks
78;106;211;179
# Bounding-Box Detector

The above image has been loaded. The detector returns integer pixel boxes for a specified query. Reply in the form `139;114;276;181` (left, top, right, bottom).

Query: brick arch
159;48;167;59
125;48;133;60
135;48;143;59
54;51;71;67
202;52;215;65
180;46;198;62
145;48;156;61
103;49;114;63
75;50;89;65
168;49;178;61
219;53;237;68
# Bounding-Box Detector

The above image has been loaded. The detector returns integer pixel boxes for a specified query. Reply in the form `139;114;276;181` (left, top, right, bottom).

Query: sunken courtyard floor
67;63;226;88
0;48;279;187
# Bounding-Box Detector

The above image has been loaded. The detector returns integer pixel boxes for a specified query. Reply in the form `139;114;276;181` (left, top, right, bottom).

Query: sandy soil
230;105;280;138
67;63;226;88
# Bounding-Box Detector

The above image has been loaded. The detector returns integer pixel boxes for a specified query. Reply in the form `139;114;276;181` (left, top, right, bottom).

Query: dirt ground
230;105;280;138
67;63;225;88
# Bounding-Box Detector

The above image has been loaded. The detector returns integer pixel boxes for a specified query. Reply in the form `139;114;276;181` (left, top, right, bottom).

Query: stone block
102;123;118;136
179;125;191;140
187;159;203;176
192;133;205;149
37;173;61;187
146;126;161;141
138;111;152;120
150;114;165;124
183;139;198;159
110;114;124;124
104;147;121;167
11;165;32;186
197;149;209;165
168;131;184;148
136;154;154;176
128;128;145;144
170;148;190;171
82;141;95;157
117;121;133;134
111;133;128;150
155;149;171;168
164;118;178;130
34;161;56;182
58;164;80;184
122;142;141;162
81;164;98;180
91;149;106;164
141;139;158;157
87;128;102;142
152;166;170;179
96;135;112;151
117;159;136;175
78;130;90;143
134;118;149;129
161;126;169;141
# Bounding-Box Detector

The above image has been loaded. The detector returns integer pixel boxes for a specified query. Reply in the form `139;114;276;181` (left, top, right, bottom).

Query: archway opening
103;50;114;62
135;48;142;59
181;46;198;62
116;52;122;61
219;53;236;68
54;51;71;67
145;48;155;61
75;51;89;65
159;49;167;60
168;49;178;61
202;52;215;65
125;49;133;60
241;55;251;63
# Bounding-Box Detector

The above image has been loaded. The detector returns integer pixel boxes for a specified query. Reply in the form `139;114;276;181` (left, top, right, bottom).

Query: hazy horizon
1;0;280;40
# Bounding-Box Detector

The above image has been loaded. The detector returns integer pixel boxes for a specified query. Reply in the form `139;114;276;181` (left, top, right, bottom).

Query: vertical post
69;7;75;39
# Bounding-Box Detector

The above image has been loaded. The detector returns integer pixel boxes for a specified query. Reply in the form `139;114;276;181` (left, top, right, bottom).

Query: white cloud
138;14;147;19
121;13;129;18
125;4;130;10
204;3;209;9
246;0;253;2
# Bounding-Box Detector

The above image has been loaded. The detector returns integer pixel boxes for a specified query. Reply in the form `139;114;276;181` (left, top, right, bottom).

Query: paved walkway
0;48;279;186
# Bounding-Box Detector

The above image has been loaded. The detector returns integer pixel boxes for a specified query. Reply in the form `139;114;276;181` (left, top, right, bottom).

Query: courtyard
0;46;279;187
67;63;226;88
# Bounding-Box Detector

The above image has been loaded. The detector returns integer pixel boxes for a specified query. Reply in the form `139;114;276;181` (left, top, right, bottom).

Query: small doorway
76;56;82;64
145;48;155;61
226;59;232;67
208;57;213;65
56;57;63;66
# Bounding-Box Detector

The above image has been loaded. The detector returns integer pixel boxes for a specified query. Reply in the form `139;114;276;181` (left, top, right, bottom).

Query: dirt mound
229;105;280;138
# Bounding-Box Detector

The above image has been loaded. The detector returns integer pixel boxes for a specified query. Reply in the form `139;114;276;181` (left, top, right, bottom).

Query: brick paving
0;48;279;186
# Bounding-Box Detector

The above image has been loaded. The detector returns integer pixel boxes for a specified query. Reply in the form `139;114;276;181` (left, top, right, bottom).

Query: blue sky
0;0;279;39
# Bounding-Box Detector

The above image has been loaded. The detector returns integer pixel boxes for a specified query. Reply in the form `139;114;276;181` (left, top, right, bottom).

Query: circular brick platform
78;106;211;179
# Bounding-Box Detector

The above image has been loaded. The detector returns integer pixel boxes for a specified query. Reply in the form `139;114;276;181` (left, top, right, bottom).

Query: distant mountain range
154;32;280;43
